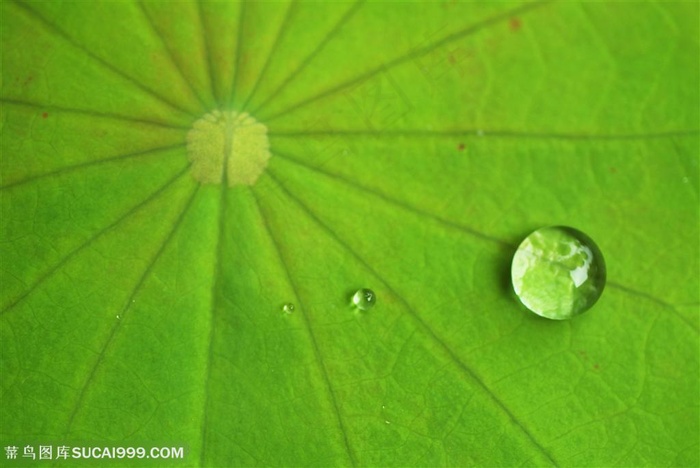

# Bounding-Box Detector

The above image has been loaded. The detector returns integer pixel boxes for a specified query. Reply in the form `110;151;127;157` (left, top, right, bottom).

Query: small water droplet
511;226;606;320
385;420;391;425
282;303;295;314
352;288;376;311
116;315;121;320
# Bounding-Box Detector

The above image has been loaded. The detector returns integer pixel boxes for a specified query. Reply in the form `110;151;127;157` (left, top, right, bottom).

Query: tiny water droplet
385;420;391;425
116;315;121;320
511;226;606;320
282;303;295;314
352;288;376;311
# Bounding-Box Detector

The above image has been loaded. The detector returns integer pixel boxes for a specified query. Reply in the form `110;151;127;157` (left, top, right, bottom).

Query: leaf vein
250;187;357;467
64;184;200;435
269;128;700;141
262;0;552;123
240;0;298;111
0;98;190;129
228;0;247;106
252;0;365;117
135;0;209;111
272;149;510;247
0;143;186;191
1;167;190;316
11;1;196;120
264;169;558;466
196;0;218;105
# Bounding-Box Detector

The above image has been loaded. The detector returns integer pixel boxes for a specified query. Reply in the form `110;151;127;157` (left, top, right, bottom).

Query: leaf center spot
186;110;271;186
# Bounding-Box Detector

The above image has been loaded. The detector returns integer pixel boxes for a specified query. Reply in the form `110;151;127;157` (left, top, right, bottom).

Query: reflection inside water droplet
352;288;376;311
511;226;606;320
282;303;295;314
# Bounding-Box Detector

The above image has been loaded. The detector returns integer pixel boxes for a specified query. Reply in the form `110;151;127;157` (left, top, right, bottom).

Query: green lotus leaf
1;1;698;466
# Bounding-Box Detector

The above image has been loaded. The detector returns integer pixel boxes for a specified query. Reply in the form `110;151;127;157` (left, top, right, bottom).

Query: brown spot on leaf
457;143;465;151
42;112;48;119
509;18;521;31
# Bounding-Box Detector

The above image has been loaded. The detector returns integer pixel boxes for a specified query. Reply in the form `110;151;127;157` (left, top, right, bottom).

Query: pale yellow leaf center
186;110;270;186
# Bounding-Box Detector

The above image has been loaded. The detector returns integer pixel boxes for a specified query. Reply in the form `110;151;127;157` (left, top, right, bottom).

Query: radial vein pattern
1;1;698;467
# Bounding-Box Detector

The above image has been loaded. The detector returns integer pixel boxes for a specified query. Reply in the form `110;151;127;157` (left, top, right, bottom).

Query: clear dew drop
511;226;606;320
352;288;376;311
282;303;295;314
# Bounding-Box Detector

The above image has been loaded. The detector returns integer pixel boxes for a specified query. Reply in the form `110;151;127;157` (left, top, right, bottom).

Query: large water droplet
352;288;376;311
511;226;606;320
282;303;295;314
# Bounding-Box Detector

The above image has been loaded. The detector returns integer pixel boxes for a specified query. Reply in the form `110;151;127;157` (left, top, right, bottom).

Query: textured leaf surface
1;1;699;466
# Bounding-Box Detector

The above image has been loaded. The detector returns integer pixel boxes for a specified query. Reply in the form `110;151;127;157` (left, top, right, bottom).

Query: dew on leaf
282;303;295;314
352;288;376;311
511;226;606;320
